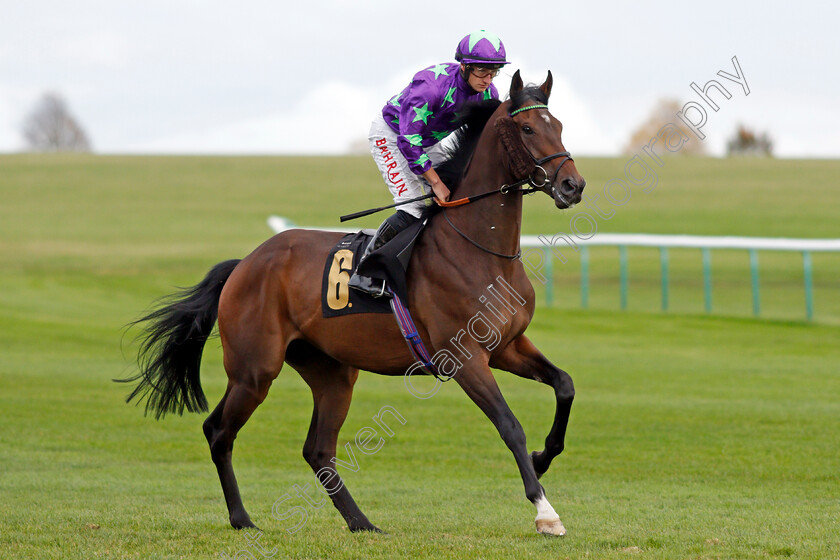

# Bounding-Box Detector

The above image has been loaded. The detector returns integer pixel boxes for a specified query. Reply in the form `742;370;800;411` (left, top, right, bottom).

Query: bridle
506;103;574;194
440;103;574;259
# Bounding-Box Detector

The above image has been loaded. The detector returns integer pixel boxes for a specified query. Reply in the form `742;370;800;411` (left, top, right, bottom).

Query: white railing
268;216;840;320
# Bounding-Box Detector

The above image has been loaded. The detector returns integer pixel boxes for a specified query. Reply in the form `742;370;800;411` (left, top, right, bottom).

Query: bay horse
123;70;585;536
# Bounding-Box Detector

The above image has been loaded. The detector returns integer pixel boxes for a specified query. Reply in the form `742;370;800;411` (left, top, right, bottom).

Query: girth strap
389;288;450;381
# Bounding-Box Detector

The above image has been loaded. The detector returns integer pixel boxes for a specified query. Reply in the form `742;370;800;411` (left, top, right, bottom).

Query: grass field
1;154;839;559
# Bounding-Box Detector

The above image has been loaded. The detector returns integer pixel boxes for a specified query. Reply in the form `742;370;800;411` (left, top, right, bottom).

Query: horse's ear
509;70;523;97
540;71;553;99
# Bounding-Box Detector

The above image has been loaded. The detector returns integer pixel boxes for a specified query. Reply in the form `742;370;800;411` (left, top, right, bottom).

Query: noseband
498;149;573;196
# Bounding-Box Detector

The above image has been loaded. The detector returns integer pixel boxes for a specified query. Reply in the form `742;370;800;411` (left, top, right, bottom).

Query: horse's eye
522;125;535;135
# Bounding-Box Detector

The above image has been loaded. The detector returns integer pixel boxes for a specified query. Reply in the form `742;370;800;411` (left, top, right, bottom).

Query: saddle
321;219;426;318
321;218;444;380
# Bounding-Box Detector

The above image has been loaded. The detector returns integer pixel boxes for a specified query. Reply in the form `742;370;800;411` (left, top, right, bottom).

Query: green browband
509;104;549;117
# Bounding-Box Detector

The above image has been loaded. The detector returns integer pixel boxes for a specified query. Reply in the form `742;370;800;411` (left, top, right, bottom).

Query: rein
443;211;522;259
438;103;574;259
435;179;538;208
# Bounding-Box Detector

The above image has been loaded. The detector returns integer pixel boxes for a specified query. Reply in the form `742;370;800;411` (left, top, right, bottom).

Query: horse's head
496;70;586;209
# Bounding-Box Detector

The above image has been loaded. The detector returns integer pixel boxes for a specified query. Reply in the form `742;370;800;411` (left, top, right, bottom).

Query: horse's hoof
535;517;566;536
350;524;386;534
230;515;257;530
530;450;547;480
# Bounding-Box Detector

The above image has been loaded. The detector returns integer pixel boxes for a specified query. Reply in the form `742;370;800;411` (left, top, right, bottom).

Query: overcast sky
1;0;838;157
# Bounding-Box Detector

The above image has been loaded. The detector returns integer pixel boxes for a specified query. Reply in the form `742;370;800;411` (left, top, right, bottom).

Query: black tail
118;259;241;419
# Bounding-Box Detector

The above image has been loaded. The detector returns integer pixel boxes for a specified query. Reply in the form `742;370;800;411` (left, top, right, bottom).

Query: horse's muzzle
552;176;586;209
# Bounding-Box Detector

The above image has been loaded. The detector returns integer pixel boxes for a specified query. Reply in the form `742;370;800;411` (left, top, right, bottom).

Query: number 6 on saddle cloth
321;218;427;319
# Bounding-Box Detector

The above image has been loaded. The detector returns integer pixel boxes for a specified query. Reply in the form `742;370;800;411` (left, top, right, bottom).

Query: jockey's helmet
454;30;509;66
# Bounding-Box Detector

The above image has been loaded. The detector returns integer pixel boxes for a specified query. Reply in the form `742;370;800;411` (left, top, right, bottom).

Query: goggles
468;66;501;78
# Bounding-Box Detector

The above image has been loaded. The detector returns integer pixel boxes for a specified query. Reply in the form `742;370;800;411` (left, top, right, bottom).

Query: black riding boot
348;210;418;297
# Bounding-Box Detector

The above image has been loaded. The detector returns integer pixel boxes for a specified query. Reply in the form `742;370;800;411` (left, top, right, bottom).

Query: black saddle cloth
321;219;425;318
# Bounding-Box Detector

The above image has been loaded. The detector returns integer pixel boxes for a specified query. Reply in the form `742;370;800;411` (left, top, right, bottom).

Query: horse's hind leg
288;341;380;532
203;339;284;529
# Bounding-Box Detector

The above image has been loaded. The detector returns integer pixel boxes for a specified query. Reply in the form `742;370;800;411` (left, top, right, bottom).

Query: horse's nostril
560;179;577;196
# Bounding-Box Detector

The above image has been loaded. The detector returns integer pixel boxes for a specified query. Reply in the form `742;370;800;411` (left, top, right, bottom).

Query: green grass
1;154;839;559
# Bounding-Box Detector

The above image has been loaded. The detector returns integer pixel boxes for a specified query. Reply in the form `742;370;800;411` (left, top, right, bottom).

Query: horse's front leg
490;334;575;478
454;363;566;536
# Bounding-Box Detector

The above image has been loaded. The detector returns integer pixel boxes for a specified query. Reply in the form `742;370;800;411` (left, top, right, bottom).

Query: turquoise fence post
660;247;669;312
544;247;554;308
749;249;760;317
619;245;628;311
803;250;814;321
702;248;712;313
581;246;589;309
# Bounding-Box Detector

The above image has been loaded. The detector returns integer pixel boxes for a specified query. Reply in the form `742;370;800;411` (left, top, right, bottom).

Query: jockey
349;30;510;296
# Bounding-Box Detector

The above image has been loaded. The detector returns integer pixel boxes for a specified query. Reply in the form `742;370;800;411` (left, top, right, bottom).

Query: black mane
432;86;547;193
433;99;502;191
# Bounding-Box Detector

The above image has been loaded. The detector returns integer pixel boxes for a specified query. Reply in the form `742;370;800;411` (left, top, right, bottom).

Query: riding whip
340;192;436;222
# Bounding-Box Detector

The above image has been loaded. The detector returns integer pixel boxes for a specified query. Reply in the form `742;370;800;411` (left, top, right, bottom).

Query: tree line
624;98;773;157
17;92;772;157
